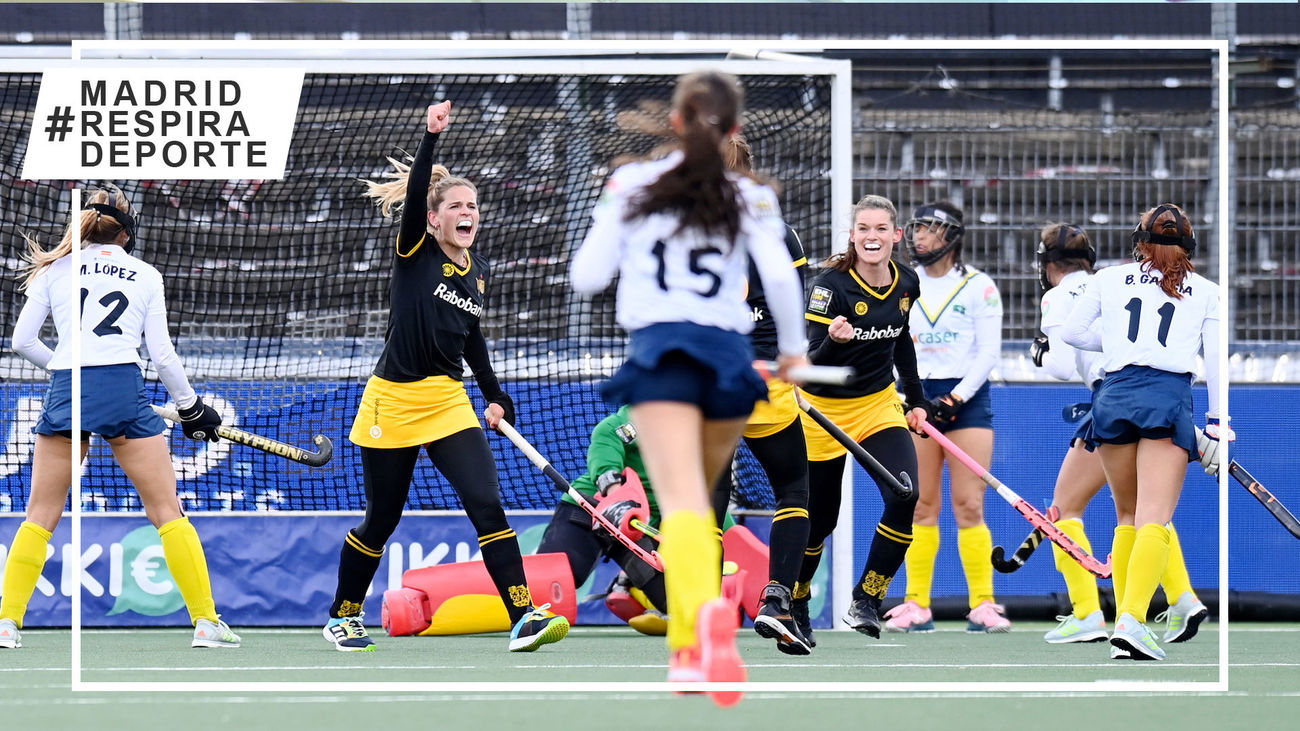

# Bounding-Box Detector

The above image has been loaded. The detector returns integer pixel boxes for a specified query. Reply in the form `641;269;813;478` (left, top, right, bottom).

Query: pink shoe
698;598;746;707
883;600;935;633
668;646;705;691
966;601;1011;633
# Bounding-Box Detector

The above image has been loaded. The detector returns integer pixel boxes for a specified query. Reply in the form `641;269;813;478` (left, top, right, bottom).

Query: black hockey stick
152;404;333;467
795;391;912;499
992;505;1060;573
1228;461;1300;540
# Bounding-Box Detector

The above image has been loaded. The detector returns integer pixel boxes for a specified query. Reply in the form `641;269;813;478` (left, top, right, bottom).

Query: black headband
1131;204;1196;255
88;203;137;252
1037;225;1096;266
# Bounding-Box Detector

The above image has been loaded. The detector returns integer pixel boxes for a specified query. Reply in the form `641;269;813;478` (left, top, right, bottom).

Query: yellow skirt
349;375;481;449
744;377;800;439
799;383;906;461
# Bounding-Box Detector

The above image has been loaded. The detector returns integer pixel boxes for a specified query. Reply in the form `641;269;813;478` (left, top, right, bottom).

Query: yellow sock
1160;524;1196;606
1111;525;1137;610
158;517;218;625
903;524;940;609
1053;518;1101;618
1;521;54;628
1117;523;1171;623
957;524;995;608
660;510;721;652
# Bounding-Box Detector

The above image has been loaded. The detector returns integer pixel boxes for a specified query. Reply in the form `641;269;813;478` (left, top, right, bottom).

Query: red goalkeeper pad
722;524;770;621
391;552;576;636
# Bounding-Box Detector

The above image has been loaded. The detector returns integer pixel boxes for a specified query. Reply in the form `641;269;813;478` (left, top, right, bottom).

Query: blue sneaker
324;614;376;652
508;604;570;652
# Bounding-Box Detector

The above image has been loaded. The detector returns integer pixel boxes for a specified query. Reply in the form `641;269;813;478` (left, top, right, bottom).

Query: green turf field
4;623;1296;729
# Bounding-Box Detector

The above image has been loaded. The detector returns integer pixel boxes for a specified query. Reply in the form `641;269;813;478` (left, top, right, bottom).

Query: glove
926;393;964;425
1062;402;1092;423
595;469;627;497
600;499;642;535
1029;334;1050;367
488;392;516;427
1198;415;1235;477
177;398;221;442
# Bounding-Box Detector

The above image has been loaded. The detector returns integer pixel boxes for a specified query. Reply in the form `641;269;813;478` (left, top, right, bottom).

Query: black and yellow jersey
802;259;925;402
747;226;807;360
371;130;492;384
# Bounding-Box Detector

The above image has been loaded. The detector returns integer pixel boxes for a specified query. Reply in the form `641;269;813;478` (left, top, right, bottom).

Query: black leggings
354;428;511;548
806;426;919;550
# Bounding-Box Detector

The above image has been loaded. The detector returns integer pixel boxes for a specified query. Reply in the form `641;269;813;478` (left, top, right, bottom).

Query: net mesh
0;69;836;513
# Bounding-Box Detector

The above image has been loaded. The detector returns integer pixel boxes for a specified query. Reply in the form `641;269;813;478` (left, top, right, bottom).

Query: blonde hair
825;194;897;273
361;156;477;218
19;186;131;291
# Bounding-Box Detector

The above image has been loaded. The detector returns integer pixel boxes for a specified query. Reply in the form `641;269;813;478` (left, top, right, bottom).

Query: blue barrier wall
2;380;1296;630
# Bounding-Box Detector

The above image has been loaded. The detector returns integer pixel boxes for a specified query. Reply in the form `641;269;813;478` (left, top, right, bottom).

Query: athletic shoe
192;618;241;648
884;600;935;633
1043;610;1108;644
698;598;746;707
508;603;570;652
1110;612;1166;661
0;618;21;649
1156;592;1208;644
790;595;816;648
966;601;1012;634
753;584;811;656
324;614;376;652
668;646;705;689
843;596;883;639
628;609;668;636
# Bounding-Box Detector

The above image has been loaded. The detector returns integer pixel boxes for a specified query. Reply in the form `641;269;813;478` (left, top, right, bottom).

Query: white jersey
570;151;807;357
1039;270;1104;388
1062;261;1221;412
17;243;197;407
909;264;1003;401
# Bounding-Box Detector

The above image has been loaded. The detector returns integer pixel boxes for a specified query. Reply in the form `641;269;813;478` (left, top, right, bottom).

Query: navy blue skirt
1086;364;1196;460
36;364;168;439
921;378;994;433
600;322;766;420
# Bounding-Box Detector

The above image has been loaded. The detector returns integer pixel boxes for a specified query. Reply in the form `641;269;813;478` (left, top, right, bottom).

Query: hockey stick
991;505;1060;573
491;414;665;572
1227;461;1300;540
920;420;1112;578
752;360;854;386
794;391;913;499
152;404;333;467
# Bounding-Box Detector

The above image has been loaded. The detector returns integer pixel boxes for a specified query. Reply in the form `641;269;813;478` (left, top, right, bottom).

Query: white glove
1197;415;1235;477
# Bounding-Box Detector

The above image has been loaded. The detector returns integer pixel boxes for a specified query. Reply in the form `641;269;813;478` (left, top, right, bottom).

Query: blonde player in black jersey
322;101;568;653
798;195;930;640
3;187;238;650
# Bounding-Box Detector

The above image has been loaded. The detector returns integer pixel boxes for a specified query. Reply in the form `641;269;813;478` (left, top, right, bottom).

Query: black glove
488;392;516;427
1029;334;1050;368
595;469;627;497
177;398;221;442
927;393;964;425
600;499;641;533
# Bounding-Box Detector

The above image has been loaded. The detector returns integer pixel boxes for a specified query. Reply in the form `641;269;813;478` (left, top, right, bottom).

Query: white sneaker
1110;612;1165;660
1155;592;1208;644
0;618;21;649
1044;610;1108;644
192;617;241;648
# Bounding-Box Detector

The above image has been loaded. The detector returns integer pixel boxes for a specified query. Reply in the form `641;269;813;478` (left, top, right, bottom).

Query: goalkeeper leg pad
722;525;770;621
382;588;432;637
